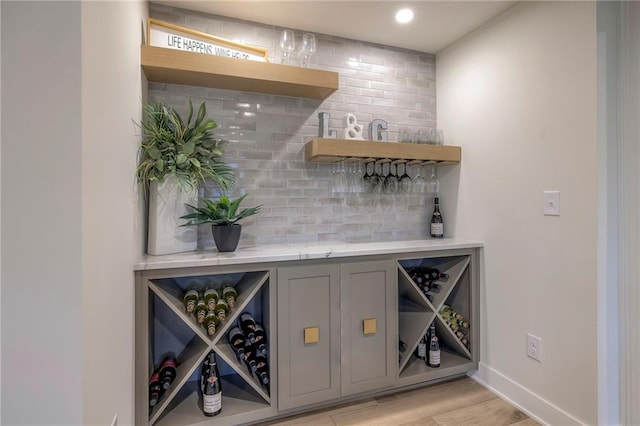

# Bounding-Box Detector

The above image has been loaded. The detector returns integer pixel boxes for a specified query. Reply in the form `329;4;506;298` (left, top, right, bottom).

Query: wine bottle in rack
200;350;222;417
204;288;219;312
214;299;229;322
158;355;177;390
227;326;246;361
222;285;238;308
204;311;220;336
149;371;164;408
240;312;257;344
254;323;268;357
428;324;441;368
425;267;449;282
242;340;258;374
430;197;444;238
195;298;208;324
254;354;270;390
183;288;199;314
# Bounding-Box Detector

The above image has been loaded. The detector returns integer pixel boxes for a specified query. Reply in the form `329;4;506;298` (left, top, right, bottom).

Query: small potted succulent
180;193;261;252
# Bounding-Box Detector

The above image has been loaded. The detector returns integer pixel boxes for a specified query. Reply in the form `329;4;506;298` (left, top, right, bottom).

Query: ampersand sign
343;113;364;140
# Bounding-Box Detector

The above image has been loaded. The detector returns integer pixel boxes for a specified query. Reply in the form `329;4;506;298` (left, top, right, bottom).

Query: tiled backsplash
148;4;438;247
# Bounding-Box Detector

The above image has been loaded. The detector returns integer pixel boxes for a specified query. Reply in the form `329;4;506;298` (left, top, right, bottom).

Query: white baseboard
469;362;584;426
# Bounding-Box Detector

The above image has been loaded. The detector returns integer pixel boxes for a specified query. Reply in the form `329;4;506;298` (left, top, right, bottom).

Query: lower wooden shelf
305;138;461;165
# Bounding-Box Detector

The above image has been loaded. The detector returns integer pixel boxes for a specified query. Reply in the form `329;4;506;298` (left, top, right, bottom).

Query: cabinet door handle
363;318;377;335
304;326;319;344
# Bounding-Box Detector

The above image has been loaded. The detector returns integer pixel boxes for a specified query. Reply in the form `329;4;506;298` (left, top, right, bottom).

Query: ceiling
153;1;517;53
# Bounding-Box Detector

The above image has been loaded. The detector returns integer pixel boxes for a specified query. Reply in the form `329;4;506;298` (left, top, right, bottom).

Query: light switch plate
544;191;560;216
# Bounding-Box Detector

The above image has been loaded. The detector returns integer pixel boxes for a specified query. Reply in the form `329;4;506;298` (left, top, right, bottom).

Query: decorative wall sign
318;112;337;138
343;113;365;140
369;119;389;142
147;18;269;62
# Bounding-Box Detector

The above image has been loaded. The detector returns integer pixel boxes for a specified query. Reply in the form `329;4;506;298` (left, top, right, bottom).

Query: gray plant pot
211;224;242;252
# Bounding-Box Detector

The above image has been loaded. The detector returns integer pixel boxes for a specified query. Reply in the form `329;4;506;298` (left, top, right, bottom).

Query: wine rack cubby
141;268;276;426
397;254;476;386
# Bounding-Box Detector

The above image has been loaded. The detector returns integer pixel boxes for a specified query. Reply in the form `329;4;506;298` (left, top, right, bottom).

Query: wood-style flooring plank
255;377;538;426
331;378;497;426
431;398;529;426
398;418;440;426
257;399;378;426
510;418;541;426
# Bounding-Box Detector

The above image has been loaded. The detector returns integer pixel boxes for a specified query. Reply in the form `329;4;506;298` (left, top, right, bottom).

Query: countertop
134;238;483;271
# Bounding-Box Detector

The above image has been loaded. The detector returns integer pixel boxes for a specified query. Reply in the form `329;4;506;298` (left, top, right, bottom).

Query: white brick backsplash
149;4;439;246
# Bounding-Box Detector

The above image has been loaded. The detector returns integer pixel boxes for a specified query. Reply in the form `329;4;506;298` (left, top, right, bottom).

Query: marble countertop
134;238;483;271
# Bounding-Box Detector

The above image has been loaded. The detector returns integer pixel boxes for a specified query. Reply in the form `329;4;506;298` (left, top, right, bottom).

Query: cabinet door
277;264;341;411
340;260;397;396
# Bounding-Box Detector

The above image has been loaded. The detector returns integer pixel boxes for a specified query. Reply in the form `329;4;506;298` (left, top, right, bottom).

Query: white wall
1;1;145;424
1;2;83;424
437;2;597;424
81;1;146;425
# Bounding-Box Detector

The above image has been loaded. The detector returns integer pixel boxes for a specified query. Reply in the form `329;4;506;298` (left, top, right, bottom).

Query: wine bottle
240;312;257;344
254;354;270;389
149;371;164;407
242;340;258;374
158;355;177;390
195;298;208;324
204;288;219;312
200;350;222;417
426;267;449;282
254;323;268;356
204;311;220;336
183;289;199;314
227;326;246;361
430;197;444;238
214;299;229;322
222;286;238;308
428;324;441;368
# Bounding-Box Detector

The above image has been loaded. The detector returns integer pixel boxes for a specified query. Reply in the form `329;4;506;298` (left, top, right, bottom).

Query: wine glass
370;162;383;194
426;167;439;195
413;164;426;193
363;162;373;192
299;33;317;67
433;130;445;146
384;163;399;194
398;163;413;193
279;30;296;65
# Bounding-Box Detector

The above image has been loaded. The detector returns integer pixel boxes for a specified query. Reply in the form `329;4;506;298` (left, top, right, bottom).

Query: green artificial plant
180;193;262;227
136;100;235;194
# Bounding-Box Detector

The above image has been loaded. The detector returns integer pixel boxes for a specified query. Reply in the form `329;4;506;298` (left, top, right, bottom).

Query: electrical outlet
527;333;542;362
110;414;117;426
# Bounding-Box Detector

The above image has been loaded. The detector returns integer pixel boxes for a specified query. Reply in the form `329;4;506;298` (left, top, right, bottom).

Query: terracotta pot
211;224;242;252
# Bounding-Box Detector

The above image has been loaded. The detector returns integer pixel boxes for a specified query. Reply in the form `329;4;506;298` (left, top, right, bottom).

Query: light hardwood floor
257;377;539;426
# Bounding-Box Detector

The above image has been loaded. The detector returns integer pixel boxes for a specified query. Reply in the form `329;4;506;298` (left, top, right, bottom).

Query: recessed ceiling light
395;8;414;24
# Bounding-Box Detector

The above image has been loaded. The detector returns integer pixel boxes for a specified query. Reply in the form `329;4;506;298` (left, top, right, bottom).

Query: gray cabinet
340;260;397;396
134;243;481;426
276;264;341;411
277;260;397;411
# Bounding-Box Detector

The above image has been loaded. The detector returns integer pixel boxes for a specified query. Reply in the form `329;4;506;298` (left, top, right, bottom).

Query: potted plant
136;100;235;255
180;193;261;252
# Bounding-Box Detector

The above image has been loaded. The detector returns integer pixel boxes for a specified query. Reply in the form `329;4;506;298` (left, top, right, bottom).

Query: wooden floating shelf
305;138;461;165
141;45;339;100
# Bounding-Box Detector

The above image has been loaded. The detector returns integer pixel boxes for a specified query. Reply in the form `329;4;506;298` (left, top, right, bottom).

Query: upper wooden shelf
141;45;339;100
305;138;461;166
